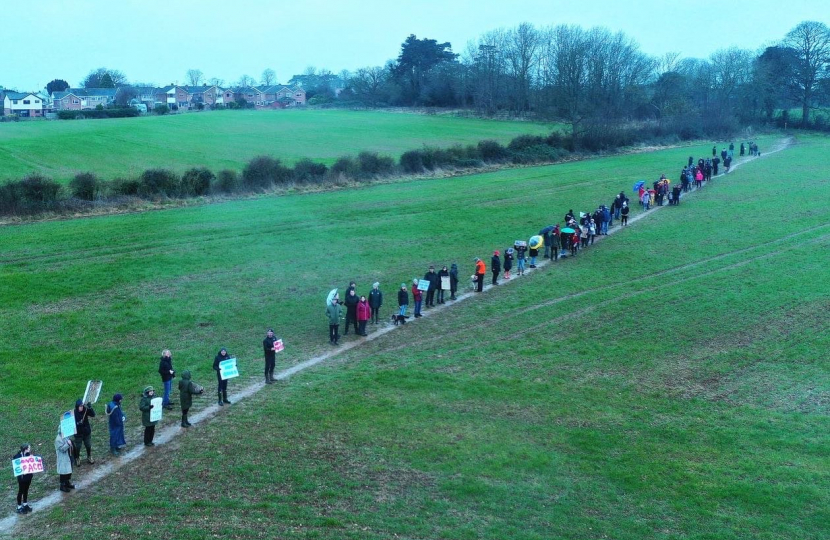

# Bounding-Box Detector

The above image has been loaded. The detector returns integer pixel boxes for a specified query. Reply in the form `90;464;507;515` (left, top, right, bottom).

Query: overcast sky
2;0;826;91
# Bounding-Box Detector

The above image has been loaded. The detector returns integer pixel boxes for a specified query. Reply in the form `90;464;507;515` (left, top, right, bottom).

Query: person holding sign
213;348;233;406
139;386;158;446
411;279;423;318
105;394;126;456
54;428;75;492
13;444;34;514
263;329;278;384
72;399;96;466
423;266;439;307
158;349;176;410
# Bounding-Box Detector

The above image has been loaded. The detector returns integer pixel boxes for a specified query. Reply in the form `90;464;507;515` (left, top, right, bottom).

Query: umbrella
633;180;645;192
561;227;575;234
539;225;555;235
506;247;515;255
326;288;338;307
529;235;544;249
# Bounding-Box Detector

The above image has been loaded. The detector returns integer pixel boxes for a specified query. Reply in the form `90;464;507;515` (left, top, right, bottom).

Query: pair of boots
59;479;75;493
16;504;32;514
181;412;192;428
217;391;231;406
265;369;276;384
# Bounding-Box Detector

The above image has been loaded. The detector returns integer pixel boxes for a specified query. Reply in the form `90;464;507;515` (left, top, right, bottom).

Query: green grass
2;133;827;539
0;109;554;182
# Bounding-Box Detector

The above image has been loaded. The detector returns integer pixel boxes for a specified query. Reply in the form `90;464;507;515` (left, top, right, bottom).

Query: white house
3;92;46;117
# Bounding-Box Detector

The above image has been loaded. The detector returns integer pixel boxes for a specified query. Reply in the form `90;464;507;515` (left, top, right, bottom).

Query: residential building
51;88;117;110
3;91;47;117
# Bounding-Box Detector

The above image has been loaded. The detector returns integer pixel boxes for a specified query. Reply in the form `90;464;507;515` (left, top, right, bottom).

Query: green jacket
326;302;342;325
138;388;157;427
178;370;201;410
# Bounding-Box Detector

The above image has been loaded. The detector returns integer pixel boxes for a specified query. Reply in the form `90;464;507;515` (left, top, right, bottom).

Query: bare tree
186;69;204;86
207;77;225;88
658;52;682;74
261;68;277;86
504;22;540;113
237;74;256;88
783;20;830;126
349;66;389;106
709;47;754;114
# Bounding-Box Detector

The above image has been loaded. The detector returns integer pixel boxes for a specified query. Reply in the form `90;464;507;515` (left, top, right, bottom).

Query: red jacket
411;285;422;301
357;300;371;321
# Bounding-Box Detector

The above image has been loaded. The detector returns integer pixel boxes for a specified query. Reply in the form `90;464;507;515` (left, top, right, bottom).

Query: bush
108;177;141;196
57;108;140;120
242;156;293;189
69;172;100;201
19;173;61;204
356;151;395;178
180;167;214;196
510;145;567;164
138;169;180;197
293;159;328;182
330;156;359;178
399;150;424;173
477;140;509;162
507;134;547;152
154;104;169;115
213;170;240;193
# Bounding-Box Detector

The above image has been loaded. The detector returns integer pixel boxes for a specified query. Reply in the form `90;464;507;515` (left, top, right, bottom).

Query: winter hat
400;283;406;288
76;399;83;407
373;282;379;288
494;250;500;256
144;385;154;394
113;393;123;402
412;278;418;284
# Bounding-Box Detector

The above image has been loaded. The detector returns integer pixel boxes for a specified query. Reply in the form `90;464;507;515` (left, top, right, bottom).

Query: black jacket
424;270;440;290
158;355;174;382
503;253;513;270
491;255;501;273
449;265;459;288
369;289;383;308
344;292;359;312
438;268;450;285
13;451;33;482
213;351;230;371
263;336;277;361
398;289;408;306
74;404;96;437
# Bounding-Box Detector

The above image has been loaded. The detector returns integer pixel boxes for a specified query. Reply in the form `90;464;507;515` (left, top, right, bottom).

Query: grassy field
1;133;827;539
0;109;554;183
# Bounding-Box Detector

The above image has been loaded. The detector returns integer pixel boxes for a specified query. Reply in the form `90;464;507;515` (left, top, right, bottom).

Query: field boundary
0;137;792;536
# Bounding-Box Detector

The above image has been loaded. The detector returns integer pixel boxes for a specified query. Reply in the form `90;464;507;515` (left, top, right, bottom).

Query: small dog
392;314;408;325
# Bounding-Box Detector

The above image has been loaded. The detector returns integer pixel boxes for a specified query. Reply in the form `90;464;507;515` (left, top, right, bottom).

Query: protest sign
83;380;103;404
441;276;451;290
150;397;163;422
274;339;284;353
60;410;76;438
417;279;430;291
219;358;239;380
11;455;44;477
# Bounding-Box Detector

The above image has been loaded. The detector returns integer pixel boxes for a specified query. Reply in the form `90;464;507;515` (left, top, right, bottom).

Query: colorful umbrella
326;288;338;307
633;180;645;192
561;227;575;234
529;235;544;249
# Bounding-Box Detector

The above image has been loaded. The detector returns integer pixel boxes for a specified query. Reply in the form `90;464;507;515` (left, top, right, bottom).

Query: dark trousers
17;477;31;504
437;289;445;303
216;371;228;393
264;357;275;379
476;273;484;291
182;408;189;424
144;425;155;445
450;285;457;298
345;309;358;333
492;271;499;285
358;320;367;335
370;307;380;323
329;324;339;343
552;246;559;260
622;215;628;225
73;433;92;459
426;289;435;306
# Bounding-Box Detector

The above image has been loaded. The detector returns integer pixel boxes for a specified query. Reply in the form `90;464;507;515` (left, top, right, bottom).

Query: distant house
156;85;227;111
52;88;117;110
237;85;306;108
3;91;47;117
117;86;162;110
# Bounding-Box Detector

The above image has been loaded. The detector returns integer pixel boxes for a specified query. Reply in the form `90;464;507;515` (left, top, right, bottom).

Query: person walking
178;370;203;427
14;444;34;513
213;348;233;406
515;242;527;275
411;279;423;317
396;283;408;324
326;295;342;344
343;289;359;335
139;386;158;446
105;394;126;456
369;282;383;323
438;266;449;302
424;266;439;307
621;202;629;225
491;250;501;285
54;429;74;492
474;258;486;292
357;295;370;336
158;349;175;411
502;250;513;279
449;264;459;300
72;399;96;466
263;329;278;384
588;219;597;245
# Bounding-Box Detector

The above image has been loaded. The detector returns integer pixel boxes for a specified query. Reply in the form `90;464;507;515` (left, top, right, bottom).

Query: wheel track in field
0;137;794;536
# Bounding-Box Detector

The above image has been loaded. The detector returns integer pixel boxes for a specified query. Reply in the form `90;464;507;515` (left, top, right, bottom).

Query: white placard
150;397;163;422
